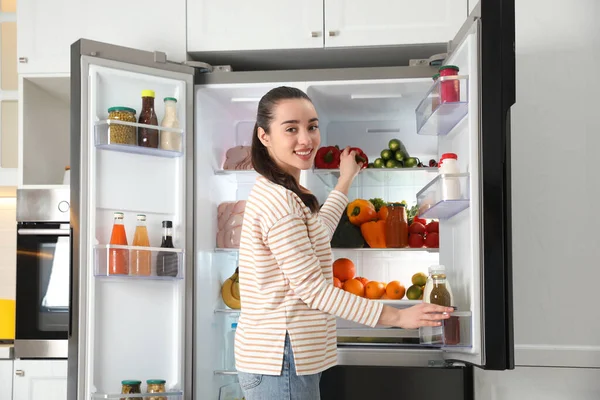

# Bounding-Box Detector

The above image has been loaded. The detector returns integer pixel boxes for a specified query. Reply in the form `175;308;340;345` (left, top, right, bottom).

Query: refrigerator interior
194;22;480;397
83;62;188;399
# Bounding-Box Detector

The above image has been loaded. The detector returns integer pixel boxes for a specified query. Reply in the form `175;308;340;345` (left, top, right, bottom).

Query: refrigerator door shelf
416;173;471;220
94;244;185;280
94;120;185;158
91;391;183;399
215;247;439;253
419;311;472;349
312;167;437;189
415;75;469;137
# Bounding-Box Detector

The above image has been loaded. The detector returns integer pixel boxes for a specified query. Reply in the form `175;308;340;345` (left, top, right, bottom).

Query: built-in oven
15;188;70;359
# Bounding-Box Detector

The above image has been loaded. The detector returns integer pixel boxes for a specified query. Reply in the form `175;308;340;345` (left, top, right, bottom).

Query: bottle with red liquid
439;65;460;104
109;212;129;275
138;90;159;148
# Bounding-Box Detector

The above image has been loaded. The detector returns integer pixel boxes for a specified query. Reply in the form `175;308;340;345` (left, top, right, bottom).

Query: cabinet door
0;360;13;400
324;0;468;48
13;360;67;400
17;0;83;74
187;0;324;51
80;0;187;63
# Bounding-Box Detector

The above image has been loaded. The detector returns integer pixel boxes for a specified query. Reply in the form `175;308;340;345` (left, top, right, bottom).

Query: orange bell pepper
347;199;377;226
360;220;387;248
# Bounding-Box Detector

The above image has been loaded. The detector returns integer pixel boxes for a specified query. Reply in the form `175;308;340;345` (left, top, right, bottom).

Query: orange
343;278;364;297
365;281;386;299
385;281;406;300
333;277;343;288
356;276;369;287
333;258;356;282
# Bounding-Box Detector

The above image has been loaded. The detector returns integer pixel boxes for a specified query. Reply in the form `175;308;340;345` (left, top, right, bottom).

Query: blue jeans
237;333;322;400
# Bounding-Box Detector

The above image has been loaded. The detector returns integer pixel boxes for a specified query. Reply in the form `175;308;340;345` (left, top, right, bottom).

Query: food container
438;153;461;200
121;380;142;400
108;107;137;145
439;65;460;103
146;379;167;400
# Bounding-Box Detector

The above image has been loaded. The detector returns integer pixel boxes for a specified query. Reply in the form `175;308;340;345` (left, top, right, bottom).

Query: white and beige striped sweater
234;176;383;376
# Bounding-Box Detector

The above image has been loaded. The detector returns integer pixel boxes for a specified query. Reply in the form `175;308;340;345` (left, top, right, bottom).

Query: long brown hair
251;86;319;213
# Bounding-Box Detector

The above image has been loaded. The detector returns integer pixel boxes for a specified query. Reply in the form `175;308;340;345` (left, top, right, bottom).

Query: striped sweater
235;175;383;376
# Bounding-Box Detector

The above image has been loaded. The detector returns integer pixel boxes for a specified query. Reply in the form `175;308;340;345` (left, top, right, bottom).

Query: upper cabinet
187;0;324;51
324;0;468;48
187;0;467;53
17;0;187;75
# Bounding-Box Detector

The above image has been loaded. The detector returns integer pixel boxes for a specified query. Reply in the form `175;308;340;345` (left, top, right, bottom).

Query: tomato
408;233;424;248
426;221;439;233
424;232;439;248
408;222;426;235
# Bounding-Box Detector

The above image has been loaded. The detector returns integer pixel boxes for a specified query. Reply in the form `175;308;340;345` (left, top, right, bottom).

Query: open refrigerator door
69;40;195;400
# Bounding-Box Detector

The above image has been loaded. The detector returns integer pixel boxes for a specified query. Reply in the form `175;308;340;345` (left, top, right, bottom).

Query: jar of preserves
145;379;167;400
385;203;408;248
138;90;159;148
439;65;460;103
108;107;137;145
121;380;142;400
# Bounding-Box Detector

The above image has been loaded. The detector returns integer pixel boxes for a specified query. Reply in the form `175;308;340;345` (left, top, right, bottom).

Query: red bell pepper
350;147;368;169
314;146;341;169
412;216;427;226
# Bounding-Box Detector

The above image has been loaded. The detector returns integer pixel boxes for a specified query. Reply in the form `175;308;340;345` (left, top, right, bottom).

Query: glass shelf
312;167;437;188
91;391;183;399
214;308;241;314
94;244;184;280
94;120;184;158
416;173;470;220
216;247;438;253
415;75;469;136
419;311;472;348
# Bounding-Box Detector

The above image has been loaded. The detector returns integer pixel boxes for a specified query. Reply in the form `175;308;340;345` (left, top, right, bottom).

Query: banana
221;268;241;309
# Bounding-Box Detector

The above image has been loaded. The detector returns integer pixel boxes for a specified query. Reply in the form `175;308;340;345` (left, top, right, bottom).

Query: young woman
235;86;452;400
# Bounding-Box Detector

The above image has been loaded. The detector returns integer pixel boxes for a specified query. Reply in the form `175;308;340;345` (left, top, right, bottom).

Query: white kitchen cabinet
0;360;13;400
17;0;186;74
324;0;468;48
13;360;67;400
187;0;324;51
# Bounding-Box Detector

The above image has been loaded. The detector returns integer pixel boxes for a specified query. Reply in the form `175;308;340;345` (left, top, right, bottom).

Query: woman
235;86;452;400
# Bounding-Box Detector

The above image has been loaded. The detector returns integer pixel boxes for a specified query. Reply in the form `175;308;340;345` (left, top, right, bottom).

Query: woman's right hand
334;147;363;195
377;304;453;329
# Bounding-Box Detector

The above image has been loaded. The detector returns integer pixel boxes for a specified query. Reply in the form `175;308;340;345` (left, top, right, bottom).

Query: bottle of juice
157;220;178;277
131;214;151;276
426;266;460;345
109;212;129;275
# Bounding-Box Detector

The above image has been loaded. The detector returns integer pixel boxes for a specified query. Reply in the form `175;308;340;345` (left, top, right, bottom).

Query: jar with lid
108;107;137;145
431;73;440;111
159;97;182;152
121;380;142;400
439;153;461;200
138;90;159;148
439;65;460;103
146;379;167;400
384;203;408;248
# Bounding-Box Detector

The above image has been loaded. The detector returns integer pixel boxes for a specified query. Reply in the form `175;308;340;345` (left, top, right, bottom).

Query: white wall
475;0;600;397
0;198;16;300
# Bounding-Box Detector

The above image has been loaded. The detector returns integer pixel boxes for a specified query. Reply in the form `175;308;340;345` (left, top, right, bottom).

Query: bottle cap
141;90;155;98
114;212;124;219
428;264;445;273
162;220;173;228
164;97;177;102
136;214;146;221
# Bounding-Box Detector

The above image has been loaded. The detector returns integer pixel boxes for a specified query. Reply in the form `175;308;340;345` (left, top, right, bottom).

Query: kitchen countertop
0;344;14;359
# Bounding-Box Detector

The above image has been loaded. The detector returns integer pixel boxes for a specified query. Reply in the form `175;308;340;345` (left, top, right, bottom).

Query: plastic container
138;90;159;148
439;65;460;103
108;107;137;145
120;380;142;400
431;73;440;111
385;203;408;248
438;153;461;200
224;322;238;370
146;379;167;400
160;97;182;152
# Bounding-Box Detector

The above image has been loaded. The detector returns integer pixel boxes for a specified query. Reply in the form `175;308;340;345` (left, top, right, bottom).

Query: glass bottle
159;97;182;152
385;203;408;248
138;89;159;148
156;221;178;277
427;266;460;345
109;212;129;275
131;214;151;276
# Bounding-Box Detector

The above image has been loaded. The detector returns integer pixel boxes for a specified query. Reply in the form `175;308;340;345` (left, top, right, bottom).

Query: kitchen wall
475;0;600;398
0;197;16;300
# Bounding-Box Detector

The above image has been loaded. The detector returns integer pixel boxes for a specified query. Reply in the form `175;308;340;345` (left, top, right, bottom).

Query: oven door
15;222;70;358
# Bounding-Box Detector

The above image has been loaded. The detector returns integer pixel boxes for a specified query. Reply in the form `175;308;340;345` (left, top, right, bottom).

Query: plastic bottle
439;153;461;200
225;322;238;370
131;214;151;276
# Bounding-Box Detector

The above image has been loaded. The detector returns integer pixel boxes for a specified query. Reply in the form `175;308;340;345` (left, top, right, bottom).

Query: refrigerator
68;1;515;399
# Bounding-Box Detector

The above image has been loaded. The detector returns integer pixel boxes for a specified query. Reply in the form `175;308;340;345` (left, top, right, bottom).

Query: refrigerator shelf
312;167;437;188
94;120;184;158
416;173;470;220
215;247;438;253
94;244;185;280
214;308;240;314
91;391;183;399
415;75;469;136
214;370;238;376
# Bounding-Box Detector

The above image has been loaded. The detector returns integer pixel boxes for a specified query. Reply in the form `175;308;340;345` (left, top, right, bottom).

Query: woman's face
258;98;321;177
